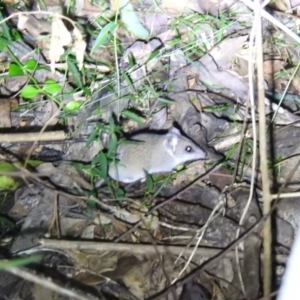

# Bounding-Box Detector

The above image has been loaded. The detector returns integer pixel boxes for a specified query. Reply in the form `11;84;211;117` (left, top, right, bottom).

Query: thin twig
4;267;96;300
254;0;273;295
240;0;300;44
0;11;77;28
271;192;300;199
172;201;224;284
39;239;242;259
234;9;259;295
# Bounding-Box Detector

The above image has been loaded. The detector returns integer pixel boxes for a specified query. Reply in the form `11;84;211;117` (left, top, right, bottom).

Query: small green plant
20;79;61;100
90;21;118;55
0;161;42;191
0;36;84;115
144;174;154;196
268;156;284;176
2;55;76;112
75;117;127;197
0;215;15;231
201;103;230;113
0;256;42;270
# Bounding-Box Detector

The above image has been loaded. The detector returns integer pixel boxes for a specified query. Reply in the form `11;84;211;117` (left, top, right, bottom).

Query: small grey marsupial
108;127;206;183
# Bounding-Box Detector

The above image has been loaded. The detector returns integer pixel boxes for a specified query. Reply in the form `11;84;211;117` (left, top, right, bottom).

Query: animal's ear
168;127;180;135
165;132;178;153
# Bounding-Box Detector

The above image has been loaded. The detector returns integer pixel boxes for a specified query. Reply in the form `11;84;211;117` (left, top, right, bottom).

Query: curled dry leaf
161;0;199;14
72;27;87;70
75;0;85;15
110;0;119;11
268;0;291;12
149;107;167;130
76;0;109;16
263;59;286;74
196;0;236;15
0;99;12;128
17;15;29;30
49;17;72;72
33;100;59;126
207;35;248;69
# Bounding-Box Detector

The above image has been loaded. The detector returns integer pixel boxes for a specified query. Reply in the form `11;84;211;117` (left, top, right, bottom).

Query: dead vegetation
1;0;300;299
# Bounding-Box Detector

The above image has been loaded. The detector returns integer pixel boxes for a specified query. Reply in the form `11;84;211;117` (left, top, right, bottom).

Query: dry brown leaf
122;260;152;299
17;15;29;30
75;0;84;14
208;35;248;69
292;75;300;95
92;64;111;73
263;60;286;74
161;0;199;14
149;107;167;130
144;13;168;35
196;0;236;15
195;54;248;102
268;0;291;12
110;0;120;11
72;27;87;70
292;0;300;15
75;0;104;16
291;0;300;7
59;218;90;237
42;0;61;5
74;40;86;70
0;99;12;128
36;163;92;190
49;17;72;72
212;280;226;300
34;100;59;126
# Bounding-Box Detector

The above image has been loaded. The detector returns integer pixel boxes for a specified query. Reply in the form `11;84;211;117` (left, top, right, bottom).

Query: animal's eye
185;146;193;152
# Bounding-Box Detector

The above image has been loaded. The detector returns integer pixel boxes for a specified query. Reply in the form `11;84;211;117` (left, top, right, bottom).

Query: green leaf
127;54;135;68
0;162;15;172
24;59;37;71
0;256;42;270
157;97;174;104
98;151;108;179
0;216;15;228
122;72;133;88
26;160;43;168
175;164;184;171
90;22;117;55
107;132;117;157
108;116;115;129
0;38;8;51
0;175;18;191
87;199;96;209
145;173;154;193
64;101;81;112
122;110;143;124
11;29;21;41
20;86;39;99
86;128;99;147
145;49;160;64
85;199;96;215
0;10;12;41
42;79;61;94
120;0;149;39
67;60;83;88
115;187;125;197
8;63;24;76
